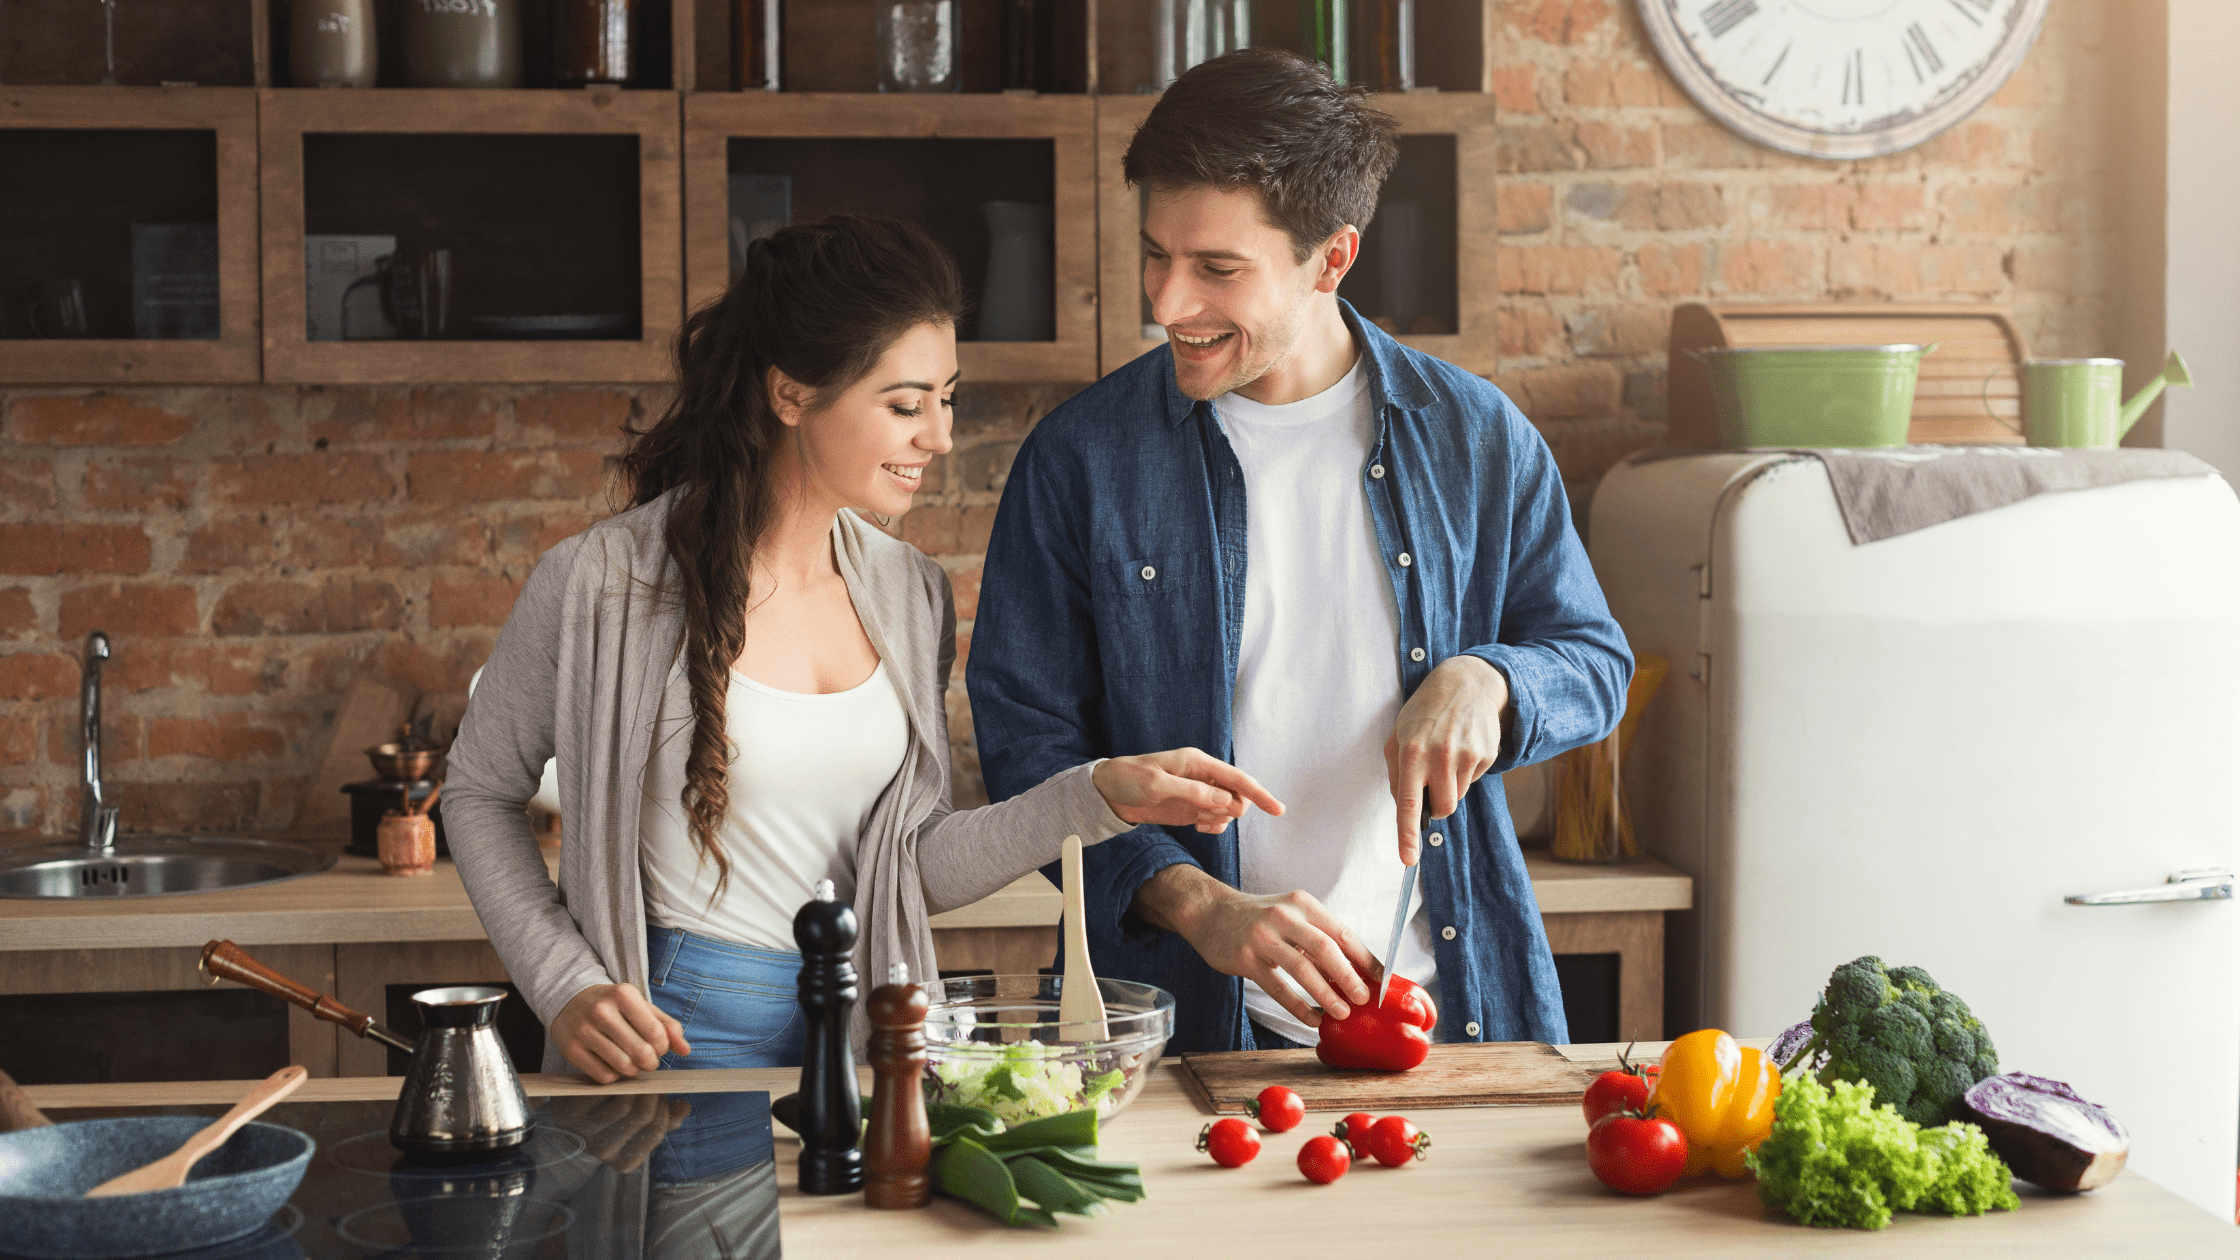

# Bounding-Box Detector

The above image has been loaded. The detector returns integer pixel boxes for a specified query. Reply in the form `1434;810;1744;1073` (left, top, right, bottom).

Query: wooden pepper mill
864;961;932;1209
793;878;864;1195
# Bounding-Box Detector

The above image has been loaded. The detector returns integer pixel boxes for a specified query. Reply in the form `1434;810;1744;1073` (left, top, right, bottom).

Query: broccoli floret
1827;1043;1915;1110
1906;1058;1976;1128
1786;955;2000;1129
1932;1019;1977;1063
1824;958;1890;1018
1886;964;1939;993
1863;1003;1932;1059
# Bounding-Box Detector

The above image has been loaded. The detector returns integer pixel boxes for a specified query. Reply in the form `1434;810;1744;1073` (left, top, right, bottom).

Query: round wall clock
1638;0;2049;160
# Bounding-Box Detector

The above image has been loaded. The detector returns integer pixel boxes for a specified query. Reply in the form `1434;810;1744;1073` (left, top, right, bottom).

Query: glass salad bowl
921;975;1175;1127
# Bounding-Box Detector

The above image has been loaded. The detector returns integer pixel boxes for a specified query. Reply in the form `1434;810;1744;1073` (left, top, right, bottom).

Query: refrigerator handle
2064;868;2234;906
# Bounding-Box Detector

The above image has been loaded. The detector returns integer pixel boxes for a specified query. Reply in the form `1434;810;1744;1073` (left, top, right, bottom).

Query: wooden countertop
0;847;1691;951
20;1060;2227;1256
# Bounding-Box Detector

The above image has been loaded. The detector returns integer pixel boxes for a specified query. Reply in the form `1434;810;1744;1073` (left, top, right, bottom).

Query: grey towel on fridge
1628;445;2220;543
1803;446;2219;543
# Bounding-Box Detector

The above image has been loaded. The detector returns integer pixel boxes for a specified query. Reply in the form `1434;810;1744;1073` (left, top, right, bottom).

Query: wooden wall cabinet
0;87;262;383
259;87;682;384
685;92;1099;382
1098;90;1495;377
11;4;1502;388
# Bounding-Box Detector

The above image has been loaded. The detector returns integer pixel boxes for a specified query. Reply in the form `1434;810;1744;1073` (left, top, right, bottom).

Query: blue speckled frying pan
0;1117;311;1259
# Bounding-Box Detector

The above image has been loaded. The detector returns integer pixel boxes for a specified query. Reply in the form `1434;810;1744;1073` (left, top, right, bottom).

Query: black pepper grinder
793;878;864;1194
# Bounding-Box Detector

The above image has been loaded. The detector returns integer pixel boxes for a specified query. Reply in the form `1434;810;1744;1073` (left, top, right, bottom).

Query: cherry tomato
1365;1114;1431;1167
1582;1043;1661;1128
1297;1134;1353;1184
1333;1111;1378;1148
1585;1109;1688;1196
1197;1118;1261;1168
1248;1085;1305;1133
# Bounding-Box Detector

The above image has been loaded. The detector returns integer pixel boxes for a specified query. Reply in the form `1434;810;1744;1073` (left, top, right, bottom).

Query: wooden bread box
1666;303;2033;447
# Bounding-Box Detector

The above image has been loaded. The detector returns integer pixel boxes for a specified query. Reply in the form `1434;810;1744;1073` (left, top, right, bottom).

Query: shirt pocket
1091;552;1219;678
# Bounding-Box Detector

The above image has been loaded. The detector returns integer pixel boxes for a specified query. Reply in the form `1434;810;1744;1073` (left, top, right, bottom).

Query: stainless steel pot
198;942;533;1162
389;986;534;1162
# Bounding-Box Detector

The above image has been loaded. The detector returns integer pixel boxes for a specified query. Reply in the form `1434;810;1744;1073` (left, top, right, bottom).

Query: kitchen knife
1374;805;1431;1010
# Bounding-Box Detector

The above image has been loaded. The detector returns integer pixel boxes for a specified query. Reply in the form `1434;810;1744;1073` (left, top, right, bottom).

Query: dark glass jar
556;0;635;87
734;0;782;90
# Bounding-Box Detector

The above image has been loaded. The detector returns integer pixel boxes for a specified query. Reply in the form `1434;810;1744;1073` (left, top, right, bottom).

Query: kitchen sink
0;835;337;899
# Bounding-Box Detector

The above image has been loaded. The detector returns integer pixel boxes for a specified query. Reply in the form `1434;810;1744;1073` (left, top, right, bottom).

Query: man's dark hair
1123;48;1401;263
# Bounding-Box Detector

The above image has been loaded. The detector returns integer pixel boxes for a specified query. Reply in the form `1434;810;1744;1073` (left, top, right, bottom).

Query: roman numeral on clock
1904;23;1944;79
1947;0;1986;24
1841;48;1865;105
1701;0;1758;39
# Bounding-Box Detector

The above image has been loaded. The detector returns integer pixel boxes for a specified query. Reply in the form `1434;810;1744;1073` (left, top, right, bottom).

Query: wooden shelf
0;86;262;383
1098;90;1495;377
685;91;1098;382
257;87;682;383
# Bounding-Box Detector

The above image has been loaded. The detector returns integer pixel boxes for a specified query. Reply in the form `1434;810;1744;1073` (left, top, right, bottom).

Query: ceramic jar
403;0;523;88
378;809;437;876
290;0;378;88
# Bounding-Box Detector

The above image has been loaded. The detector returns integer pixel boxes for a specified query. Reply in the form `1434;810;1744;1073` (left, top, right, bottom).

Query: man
967;49;1632;1053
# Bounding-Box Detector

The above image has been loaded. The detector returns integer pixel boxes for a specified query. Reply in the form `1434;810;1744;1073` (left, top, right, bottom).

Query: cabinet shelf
10;12;1499;388
0;87;261;384
258;87;681;383
685;92;1097;382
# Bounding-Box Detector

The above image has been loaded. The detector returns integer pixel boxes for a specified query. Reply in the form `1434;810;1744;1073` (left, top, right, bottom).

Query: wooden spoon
1057;835;1109;1043
0;1066;50;1133
84;1065;307;1198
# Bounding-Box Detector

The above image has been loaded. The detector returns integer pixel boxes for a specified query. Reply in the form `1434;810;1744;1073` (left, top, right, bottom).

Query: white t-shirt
639;660;910;951
1218;358;1437;1047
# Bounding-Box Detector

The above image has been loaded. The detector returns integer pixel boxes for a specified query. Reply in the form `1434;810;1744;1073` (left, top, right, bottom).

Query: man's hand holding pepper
1129;865;1380;1027
1385;655;1510;864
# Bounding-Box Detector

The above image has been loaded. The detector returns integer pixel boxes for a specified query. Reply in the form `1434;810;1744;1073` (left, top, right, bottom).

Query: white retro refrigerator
1588;451;2240;1220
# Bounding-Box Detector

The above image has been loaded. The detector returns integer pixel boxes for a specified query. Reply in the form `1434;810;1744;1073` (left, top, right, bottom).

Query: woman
444;215;1278;1083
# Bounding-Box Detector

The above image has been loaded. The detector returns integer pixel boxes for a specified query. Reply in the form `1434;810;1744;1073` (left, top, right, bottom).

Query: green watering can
1989;350;2195;449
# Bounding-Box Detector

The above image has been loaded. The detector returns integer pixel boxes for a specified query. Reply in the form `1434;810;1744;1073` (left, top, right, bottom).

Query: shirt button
1396;552;1412;567
1427;832;1443;847
1140;566;1156;580
1410;647;1426;662
1465;1021;1480;1037
1440;925;1457;941
1369;464;1386;479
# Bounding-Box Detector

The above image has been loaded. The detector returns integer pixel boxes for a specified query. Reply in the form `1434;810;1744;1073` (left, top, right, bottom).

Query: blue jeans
1248;1021;1309;1052
646;924;806;1069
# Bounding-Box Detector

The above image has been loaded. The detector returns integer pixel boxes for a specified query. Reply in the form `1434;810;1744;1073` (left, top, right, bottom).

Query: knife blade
1374;804;1431;1010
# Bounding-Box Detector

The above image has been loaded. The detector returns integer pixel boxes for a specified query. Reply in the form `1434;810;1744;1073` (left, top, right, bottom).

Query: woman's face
776;321;959;520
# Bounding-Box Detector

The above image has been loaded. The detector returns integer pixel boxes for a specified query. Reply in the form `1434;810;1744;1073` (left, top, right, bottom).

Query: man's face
1142;185;1342;401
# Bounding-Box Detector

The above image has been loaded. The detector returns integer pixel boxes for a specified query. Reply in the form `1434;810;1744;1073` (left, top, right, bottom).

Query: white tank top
639;660;910;951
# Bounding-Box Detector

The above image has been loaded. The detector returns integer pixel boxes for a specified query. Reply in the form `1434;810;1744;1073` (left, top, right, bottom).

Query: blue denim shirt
966;303;1633;1053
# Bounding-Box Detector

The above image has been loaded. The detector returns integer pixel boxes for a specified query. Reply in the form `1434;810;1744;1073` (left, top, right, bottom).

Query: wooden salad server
84;1065;307;1197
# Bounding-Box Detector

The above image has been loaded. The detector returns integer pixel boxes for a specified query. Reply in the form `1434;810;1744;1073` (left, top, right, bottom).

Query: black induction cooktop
27;1089;778;1260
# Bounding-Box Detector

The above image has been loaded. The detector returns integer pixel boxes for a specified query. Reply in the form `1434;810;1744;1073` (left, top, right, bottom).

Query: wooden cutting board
1180;1042;1601;1113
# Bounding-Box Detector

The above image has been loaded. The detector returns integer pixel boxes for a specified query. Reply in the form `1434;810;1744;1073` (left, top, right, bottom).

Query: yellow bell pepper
1650;1028;1782;1178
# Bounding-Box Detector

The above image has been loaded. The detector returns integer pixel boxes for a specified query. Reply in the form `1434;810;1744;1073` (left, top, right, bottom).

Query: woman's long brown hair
619;215;966;903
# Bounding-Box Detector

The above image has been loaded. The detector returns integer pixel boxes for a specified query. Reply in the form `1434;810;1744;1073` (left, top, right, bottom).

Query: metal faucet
79;631;117;853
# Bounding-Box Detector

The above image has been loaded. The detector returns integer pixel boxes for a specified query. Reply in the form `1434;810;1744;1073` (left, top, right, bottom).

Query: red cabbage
1960;1072;2129;1192
1769;1018;1816;1070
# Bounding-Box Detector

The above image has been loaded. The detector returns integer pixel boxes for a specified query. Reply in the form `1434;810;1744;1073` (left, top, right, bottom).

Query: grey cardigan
443;491;1127;1068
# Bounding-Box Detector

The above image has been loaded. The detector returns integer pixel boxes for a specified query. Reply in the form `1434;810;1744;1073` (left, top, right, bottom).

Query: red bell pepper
1315;973;1439;1071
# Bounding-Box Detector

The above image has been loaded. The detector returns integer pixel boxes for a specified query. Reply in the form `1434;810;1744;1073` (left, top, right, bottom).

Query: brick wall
0;1;2142;838
0;381;1064;837
1489;0;2142;482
